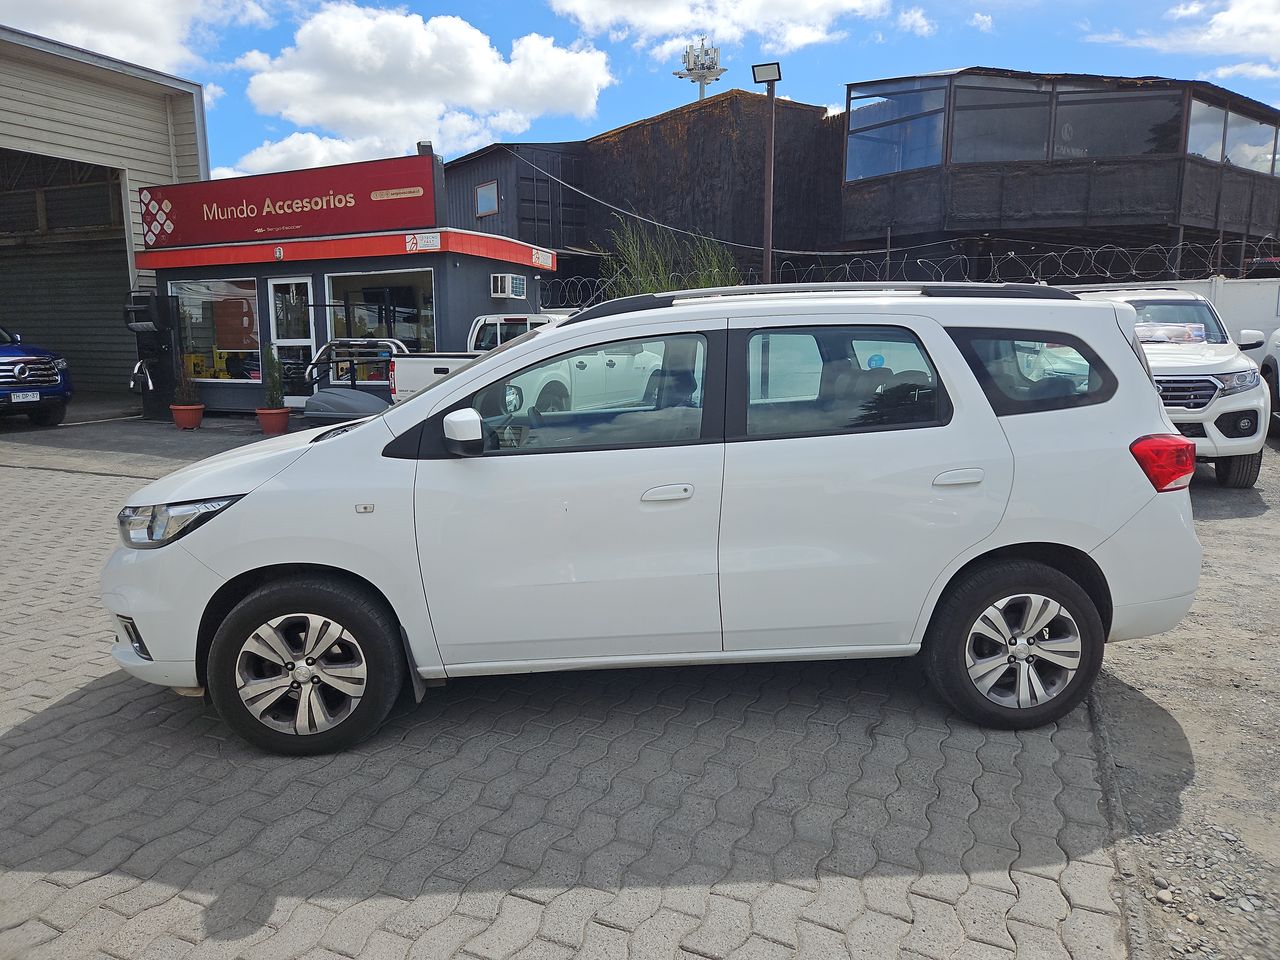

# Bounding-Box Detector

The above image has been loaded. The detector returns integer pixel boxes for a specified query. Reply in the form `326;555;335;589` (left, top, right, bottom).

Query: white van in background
1075;288;1268;488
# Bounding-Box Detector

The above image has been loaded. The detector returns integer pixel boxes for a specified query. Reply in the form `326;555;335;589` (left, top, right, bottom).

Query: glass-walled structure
845;70;1280;182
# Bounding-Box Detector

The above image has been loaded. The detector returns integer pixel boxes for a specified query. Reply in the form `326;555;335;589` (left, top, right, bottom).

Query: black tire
535;382;569;413
1266;367;1280;438
28;403;66;427
1214;450;1263;488
924;560;1104;729
207;576;407;755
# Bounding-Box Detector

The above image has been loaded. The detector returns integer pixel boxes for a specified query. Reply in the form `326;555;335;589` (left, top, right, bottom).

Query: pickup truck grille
0;357;60;387
1154;376;1218;410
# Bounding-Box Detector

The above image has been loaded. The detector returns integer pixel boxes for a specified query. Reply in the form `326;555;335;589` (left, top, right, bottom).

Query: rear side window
741;325;949;438
949;328;1116;416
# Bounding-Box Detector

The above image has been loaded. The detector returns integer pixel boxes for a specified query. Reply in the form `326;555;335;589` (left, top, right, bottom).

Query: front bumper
0;388;71;414
100;541;226;688
1164;385;1268;459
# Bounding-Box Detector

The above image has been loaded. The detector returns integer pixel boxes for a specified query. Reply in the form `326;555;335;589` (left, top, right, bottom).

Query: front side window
744;326;947;438
949;328;1116;415
470;333;706;452
170;279;259;380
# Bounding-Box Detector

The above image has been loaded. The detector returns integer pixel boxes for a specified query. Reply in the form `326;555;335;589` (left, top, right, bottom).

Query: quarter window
949;328;1117;415
743;326;947;438
470;334;707;452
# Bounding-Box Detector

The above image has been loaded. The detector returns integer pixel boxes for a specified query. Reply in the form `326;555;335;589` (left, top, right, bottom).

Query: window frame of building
1050;89;1185;161
475;180;499;218
1224;111;1279;175
1188;99;1228;163
845;78;949;182
169;278;261;384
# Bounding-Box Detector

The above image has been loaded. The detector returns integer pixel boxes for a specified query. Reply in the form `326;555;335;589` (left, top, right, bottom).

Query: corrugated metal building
0;25;207;393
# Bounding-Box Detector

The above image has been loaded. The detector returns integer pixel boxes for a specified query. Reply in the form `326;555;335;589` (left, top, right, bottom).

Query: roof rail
1069;286;1184;294
562;282;1079;325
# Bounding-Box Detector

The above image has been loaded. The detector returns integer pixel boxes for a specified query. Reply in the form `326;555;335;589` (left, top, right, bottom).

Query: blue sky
4;1;1280;176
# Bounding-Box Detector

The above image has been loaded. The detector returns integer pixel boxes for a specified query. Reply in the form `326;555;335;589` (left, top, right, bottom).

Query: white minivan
102;283;1202;754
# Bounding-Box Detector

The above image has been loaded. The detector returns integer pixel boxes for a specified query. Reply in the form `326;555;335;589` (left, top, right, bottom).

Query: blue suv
0;325;73;427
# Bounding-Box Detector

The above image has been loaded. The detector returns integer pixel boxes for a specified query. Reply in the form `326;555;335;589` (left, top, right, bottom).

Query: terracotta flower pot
256;407;291;436
170;403;205;430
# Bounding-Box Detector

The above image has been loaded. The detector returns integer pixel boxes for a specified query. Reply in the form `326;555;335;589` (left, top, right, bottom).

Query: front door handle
933;468;985;486
642;484;694;502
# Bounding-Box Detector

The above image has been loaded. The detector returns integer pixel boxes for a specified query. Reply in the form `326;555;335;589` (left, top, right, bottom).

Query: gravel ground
1095;445;1280;960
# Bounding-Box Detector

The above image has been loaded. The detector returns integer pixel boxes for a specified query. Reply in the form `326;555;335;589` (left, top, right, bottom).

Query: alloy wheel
234;613;367;735
964;594;1082;709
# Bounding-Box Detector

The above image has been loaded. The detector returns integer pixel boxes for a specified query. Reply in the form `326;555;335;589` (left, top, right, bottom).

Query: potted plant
170;357;205;429
256;350;291;435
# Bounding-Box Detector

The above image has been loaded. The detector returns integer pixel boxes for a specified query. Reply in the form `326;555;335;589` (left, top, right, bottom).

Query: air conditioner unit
491;273;527;300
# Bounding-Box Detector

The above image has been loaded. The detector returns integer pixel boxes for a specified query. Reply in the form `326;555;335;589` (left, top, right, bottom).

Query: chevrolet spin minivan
102;283;1202;754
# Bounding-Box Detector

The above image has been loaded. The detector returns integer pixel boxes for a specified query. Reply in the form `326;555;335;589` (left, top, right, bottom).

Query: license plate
11;391;39;403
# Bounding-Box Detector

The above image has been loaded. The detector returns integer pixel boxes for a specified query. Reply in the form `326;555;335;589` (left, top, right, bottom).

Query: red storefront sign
139;155;437;249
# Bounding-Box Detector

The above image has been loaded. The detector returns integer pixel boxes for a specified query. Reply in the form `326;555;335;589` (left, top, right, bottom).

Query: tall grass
599;216;740;298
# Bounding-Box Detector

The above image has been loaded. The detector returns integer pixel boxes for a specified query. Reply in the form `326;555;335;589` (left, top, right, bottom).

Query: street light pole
752;62;782;284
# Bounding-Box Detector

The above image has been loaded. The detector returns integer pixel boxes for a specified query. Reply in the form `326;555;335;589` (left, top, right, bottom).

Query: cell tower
673;37;726;102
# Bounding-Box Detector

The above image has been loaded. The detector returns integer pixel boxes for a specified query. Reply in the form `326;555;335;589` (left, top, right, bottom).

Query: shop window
846;82;946;181
329;270;435;380
1224;113;1278;174
1052;91;1183;160
476;181;499;218
1187;100;1226;162
170;279;259;381
952;85;1051;163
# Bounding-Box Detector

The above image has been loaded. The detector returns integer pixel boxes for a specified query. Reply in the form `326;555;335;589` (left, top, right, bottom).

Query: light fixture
751;62;782;84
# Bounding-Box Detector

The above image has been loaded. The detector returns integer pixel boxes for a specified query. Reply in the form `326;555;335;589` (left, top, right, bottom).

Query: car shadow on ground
1188;466;1268;519
0;655;1193;950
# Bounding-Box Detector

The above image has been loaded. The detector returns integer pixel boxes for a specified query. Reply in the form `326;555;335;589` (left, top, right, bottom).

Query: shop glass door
269;278;316;408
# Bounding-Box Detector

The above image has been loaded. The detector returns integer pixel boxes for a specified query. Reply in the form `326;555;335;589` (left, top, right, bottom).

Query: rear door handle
642;484;694;502
933;468;985;486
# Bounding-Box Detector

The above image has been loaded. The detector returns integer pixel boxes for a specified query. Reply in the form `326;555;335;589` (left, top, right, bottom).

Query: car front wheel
924;560;1104;729
207;576;406;754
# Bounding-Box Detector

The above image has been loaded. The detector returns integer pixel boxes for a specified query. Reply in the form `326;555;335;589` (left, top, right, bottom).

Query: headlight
1216;368;1260;396
117;497;239;549
53;358;68;371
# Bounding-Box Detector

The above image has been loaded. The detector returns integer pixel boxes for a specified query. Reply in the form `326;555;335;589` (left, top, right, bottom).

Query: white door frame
267;276;317;408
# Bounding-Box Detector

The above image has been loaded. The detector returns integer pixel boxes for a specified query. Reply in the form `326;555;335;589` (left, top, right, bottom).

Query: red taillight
1130;434;1196;491
389;359;396;394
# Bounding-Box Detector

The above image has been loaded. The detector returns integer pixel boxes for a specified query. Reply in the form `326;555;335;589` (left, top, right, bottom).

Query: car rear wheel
924;560;1104;729
1214;451;1263;488
28;403;66;427
207;576;406;754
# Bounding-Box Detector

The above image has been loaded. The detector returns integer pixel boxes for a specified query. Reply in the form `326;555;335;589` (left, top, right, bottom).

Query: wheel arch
196;563;415;689
923;542;1113;643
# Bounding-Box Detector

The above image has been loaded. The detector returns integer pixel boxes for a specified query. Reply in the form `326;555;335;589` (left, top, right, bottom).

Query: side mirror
442;408;484;457
11;333;20;344
1238;330;1265;351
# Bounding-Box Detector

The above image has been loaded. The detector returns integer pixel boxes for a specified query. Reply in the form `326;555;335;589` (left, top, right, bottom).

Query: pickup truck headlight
53;358;68;371
1215;368;1261;396
117;497;239;549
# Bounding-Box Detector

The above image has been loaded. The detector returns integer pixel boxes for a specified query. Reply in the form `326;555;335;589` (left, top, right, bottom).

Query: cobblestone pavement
0;460;1133;960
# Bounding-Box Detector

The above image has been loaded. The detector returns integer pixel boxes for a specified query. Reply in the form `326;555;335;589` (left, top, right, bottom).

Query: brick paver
0;463;1127;958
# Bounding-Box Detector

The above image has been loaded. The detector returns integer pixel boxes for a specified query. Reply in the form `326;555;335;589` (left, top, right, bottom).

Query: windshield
0;326;12;345
1130;300;1229;345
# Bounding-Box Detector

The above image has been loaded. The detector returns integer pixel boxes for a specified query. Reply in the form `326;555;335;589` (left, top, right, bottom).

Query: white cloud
1090;0;1280;66
203;82;225;109
228;3;613;171
1166;2;1205;18
969;12;994;33
1210;61;1280;80
897;6;936;37
549;0;891;54
0;0;270;73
